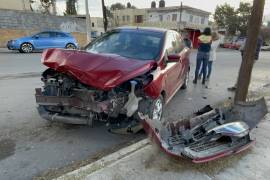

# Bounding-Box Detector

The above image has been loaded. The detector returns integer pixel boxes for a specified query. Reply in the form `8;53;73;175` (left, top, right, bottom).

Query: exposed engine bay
140;98;268;163
35;68;153;133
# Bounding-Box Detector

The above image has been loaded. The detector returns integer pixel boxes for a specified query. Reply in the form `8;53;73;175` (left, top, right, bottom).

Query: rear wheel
20;43;33;53
65;43;76;50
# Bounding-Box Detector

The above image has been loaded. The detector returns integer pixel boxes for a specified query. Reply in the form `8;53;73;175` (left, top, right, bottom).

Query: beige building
0;0;31;11
112;9;148;27
111;2;210;48
112;5;210;31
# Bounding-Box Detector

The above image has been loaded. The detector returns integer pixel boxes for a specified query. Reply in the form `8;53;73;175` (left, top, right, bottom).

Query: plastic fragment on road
139;97;268;163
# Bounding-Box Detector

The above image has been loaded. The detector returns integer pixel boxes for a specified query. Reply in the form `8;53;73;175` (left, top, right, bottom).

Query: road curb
54;139;149;180
0;72;42;80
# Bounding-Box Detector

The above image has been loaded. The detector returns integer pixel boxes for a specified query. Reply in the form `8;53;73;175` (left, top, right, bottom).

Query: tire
20;43;34;53
144;95;164;122
65;43;76;50
181;69;189;89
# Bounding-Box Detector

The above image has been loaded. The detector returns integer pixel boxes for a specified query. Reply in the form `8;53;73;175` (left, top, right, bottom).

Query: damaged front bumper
140;98;268;163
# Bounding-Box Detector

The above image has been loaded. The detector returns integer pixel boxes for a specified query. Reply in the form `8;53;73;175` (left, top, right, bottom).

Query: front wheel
20;43;33;53
142;96;164;122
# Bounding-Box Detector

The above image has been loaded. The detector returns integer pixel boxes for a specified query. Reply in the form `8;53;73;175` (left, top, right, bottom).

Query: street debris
139;98;268;163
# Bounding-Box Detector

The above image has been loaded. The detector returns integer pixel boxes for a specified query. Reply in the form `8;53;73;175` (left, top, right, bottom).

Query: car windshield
86;30;164;60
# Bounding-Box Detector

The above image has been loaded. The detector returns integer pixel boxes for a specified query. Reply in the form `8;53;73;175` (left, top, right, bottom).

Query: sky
56;0;270;18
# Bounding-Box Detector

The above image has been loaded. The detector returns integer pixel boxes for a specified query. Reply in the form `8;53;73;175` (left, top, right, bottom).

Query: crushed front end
35;68;152;133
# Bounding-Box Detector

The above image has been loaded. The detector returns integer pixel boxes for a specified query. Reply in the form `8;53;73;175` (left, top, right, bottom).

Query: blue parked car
7;31;78;53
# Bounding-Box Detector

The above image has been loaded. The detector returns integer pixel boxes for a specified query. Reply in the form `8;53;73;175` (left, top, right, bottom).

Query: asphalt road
0;48;269;180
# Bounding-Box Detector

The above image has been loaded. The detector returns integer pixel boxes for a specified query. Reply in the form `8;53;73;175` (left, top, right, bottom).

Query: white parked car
261;42;270;51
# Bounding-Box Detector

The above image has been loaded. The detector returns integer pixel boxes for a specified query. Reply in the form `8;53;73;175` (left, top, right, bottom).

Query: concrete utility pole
85;0;92;43
51;0;57;15
234;0;265;102
101;0;108;32
178;1;183;32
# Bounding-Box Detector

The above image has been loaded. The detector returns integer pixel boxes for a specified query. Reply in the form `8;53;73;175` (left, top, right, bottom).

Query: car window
165;32;178;55
86;30;164;61
174;32;185;53
37;32;51;38
56;32;68;37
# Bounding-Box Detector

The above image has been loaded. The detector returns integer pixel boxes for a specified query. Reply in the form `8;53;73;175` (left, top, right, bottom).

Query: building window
127;15;130;22
201;17;205;24
122;16;125;21
92;22;95;27
189;15;193;23
194;17;200;24
135;15;143;23
172;14;177;21
167;15;171;21
159;15;163;21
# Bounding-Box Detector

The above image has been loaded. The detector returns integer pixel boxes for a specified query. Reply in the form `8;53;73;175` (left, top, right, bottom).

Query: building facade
111;8;148;27
0;0;31;11
111;2;210;48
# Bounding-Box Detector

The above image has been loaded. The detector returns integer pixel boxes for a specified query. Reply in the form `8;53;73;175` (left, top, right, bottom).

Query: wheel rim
152;99;163;121
66;44;75;49
22;44;32;52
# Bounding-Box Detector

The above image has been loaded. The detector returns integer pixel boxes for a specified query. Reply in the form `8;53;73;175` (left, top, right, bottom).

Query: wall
0;9;89;47
0;0;31;11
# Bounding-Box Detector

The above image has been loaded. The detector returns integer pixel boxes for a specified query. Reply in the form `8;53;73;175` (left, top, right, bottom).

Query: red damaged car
35;27;190;133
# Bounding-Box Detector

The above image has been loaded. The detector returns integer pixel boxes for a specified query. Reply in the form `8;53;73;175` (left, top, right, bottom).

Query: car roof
115;26;168;34
39;30;69;34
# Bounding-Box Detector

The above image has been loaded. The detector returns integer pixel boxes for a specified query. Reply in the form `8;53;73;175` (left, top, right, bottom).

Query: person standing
183;33;193;49
228;35;263;91
193;27;212;85
198;32;220;80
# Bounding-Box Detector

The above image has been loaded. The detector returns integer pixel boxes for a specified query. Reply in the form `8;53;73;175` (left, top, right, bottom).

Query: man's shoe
228;86;237;91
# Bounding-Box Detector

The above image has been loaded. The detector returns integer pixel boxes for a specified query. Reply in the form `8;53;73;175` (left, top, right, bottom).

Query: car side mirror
167;54;181;62
33;35;39;39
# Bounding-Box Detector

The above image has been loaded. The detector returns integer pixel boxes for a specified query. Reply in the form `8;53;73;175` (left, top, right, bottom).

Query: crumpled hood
41;49;156;91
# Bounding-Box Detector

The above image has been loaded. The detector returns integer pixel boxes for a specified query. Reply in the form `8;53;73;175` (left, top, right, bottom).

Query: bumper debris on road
139;98;268;163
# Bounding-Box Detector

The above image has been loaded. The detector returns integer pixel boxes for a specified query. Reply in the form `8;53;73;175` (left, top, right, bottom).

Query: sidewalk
56;94;270;180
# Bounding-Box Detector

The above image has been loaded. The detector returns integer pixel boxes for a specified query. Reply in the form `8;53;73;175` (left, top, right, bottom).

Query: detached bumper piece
141;98;267;163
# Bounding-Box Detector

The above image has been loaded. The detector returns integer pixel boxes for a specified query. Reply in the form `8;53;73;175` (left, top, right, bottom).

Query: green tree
214;3;238;35
64;0;77;15
214;2;252;36
110;3;126;10
237;2;252;36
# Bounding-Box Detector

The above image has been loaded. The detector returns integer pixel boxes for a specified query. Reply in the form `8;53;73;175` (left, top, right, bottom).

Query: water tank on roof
127;2;131;8
159;0;165;8
151;1;156;8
